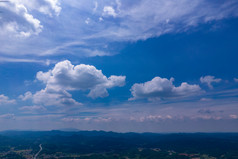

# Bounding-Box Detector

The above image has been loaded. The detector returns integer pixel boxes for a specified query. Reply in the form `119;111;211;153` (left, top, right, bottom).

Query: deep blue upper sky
0;0;238;132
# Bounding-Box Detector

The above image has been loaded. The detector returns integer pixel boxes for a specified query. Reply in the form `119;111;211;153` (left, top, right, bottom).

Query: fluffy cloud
19;82;82;107
32;88;81;107
130;77;201;100
234;78;238;82
36;60;126;99
0;0;61;37
20;60;126;107
0;94;16;105
19;91;32;101
103;6;117;17
200;75;222;89
0;2;42;37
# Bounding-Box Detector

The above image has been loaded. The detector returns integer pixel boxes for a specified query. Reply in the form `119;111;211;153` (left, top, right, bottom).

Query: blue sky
0;0;238;132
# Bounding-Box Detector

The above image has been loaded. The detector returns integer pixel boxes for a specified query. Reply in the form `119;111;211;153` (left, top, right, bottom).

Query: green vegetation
0;131;237;159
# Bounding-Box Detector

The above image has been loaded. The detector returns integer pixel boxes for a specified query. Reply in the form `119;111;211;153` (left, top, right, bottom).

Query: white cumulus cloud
32;88;82;107
103;6;117;17
130;77;202;100
19;91;32;101
36;60;126;99
0;0;61;38
0;1;43;37
21;60;126;107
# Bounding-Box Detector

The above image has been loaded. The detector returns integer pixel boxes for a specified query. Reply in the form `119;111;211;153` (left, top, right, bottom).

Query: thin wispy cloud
200;75;222;89
0;0;238;58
